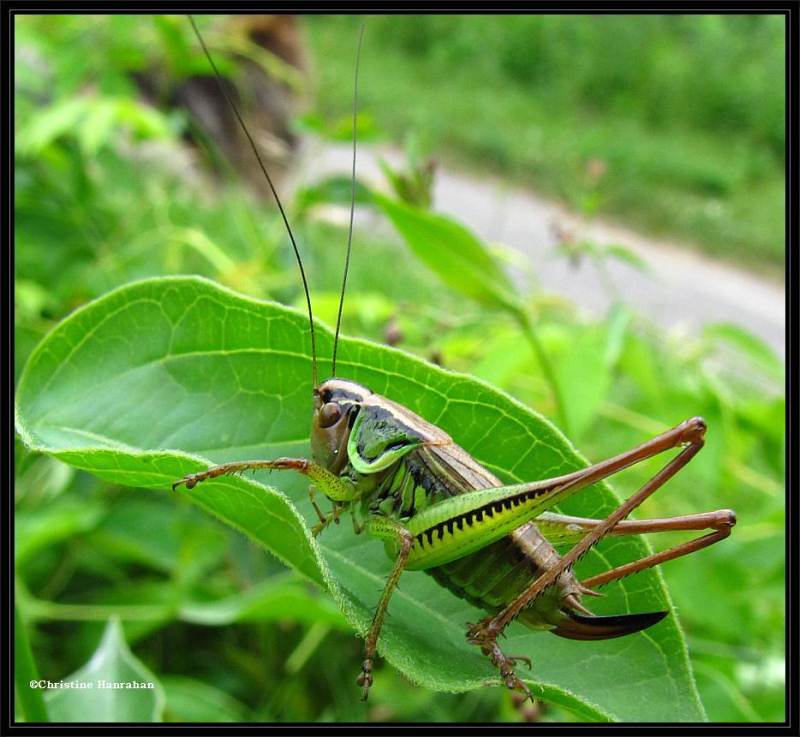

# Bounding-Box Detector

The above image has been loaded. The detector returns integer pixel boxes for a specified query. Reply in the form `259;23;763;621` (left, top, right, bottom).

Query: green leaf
44;619;165;722
605;243;650;272
703;322;784;380
161;675;249;722
294;175;374;217
16;499;105;567
17;97;88;155
556;309;630;440
179;575;349;628
374;194;520;312
16;276;705;722
15;605;49;722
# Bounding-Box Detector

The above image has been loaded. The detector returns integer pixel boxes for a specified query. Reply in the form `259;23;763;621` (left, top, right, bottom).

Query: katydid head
311;378;371;473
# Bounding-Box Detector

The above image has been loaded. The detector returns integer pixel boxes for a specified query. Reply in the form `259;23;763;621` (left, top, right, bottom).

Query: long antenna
188;15;318;388
331;22;365;377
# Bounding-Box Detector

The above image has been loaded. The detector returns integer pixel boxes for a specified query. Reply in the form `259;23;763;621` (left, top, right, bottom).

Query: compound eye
319;402;342;428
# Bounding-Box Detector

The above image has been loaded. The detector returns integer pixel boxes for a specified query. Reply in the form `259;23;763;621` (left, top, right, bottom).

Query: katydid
175;17;736;701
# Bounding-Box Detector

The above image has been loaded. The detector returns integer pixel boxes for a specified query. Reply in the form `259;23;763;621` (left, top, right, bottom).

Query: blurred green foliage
14;14;784;723
306;14;785;271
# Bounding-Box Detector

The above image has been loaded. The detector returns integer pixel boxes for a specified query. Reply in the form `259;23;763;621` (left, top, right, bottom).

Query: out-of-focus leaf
374;193;520;312
152;15;195;78
17;97;172;157
17;97;88;155
295;176;373;217
692;659;762;722
162;675;248;722
557;326;612;438
604;304;631;366
45;619;165;722
88;498;228;581
15;606;49;723
179;576;348;628
605;243;650;272
16;280;53;320
704;323;784;379
16;500;105;566
78;100;118;156
15;455;76;503
469;326;533;388
308;292;396;332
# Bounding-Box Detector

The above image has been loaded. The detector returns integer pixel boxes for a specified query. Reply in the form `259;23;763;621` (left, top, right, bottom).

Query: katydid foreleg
173;458;357;537
173;457;360;500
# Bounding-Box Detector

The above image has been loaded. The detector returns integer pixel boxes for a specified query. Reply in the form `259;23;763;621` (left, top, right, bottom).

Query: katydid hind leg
536;508;737;544
401;418;714;573
536;507;736;589
550;519;734;640
466;417;707;696
535;508;735;638
580;520;735;590
536;505;736;589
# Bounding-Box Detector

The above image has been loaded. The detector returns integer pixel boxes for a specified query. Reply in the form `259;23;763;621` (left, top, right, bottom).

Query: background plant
14;14;784;723
307;14;785;273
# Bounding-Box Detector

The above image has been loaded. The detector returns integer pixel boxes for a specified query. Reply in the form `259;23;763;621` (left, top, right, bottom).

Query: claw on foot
507;654;532;670
356;659;373;701
172;474;199;491
466;619;534;703
496;649;534;703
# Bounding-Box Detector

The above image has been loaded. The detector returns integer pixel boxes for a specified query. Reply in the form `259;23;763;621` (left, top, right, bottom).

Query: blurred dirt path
295;140;785;358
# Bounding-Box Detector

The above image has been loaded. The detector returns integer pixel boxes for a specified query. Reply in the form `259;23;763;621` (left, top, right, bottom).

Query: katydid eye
319;402;342;428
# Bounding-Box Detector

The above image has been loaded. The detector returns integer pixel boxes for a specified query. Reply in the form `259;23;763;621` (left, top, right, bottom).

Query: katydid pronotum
173;17;736;702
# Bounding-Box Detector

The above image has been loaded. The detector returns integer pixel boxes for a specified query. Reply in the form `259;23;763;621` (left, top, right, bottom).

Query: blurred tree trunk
138;15;306;194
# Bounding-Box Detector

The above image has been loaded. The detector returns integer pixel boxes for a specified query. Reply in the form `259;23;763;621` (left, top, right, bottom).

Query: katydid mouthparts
176;16;737;701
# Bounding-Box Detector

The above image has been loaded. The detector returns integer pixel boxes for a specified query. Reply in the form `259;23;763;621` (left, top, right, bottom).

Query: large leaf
15;276;704;722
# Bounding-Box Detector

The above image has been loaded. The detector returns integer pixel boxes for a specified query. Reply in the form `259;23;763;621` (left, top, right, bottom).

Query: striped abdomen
371;443;578;629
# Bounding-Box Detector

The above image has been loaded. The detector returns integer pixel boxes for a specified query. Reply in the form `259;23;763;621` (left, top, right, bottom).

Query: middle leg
356;517;414;701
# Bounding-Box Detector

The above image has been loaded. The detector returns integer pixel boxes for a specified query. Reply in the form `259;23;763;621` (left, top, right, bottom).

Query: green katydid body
175;362;733;699
310;378;666;640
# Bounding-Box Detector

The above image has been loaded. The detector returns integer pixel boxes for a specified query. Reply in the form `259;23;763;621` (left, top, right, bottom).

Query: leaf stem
514;309;570;435
14;604;49;723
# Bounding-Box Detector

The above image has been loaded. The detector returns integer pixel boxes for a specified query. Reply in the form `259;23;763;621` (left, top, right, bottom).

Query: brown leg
310;507;339;537
308;485;328;524
467;417;708;699
582;521;734;589
537;508;736;588
357;521;414;700
540;508;737;539
172;458;313;490
172;457;359;502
